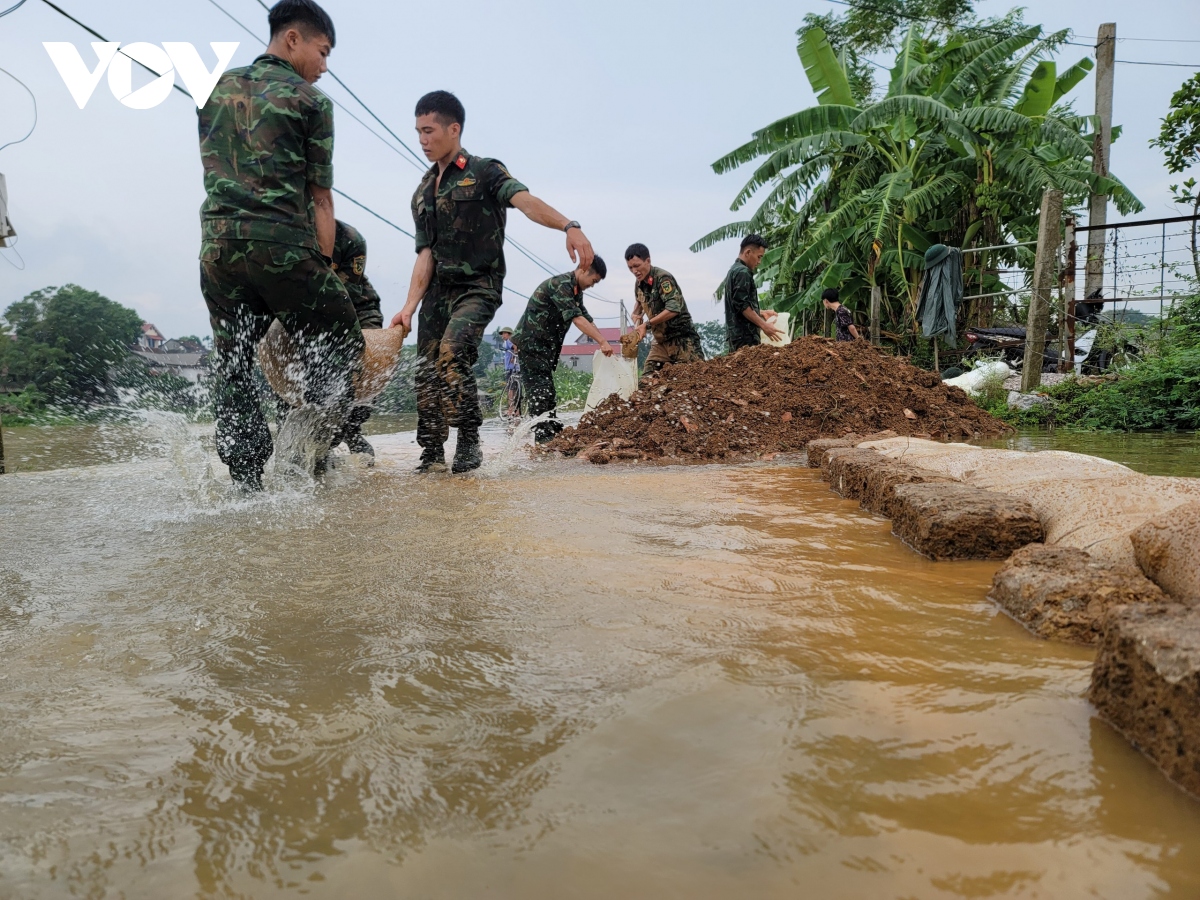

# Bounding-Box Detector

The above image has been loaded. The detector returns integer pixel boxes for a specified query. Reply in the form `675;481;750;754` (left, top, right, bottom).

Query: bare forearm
647;310;678;327
511;191;569;230
742;307;773;331
849;324;861;340
574;317;605;343
310;184;335;258
405;249;434;311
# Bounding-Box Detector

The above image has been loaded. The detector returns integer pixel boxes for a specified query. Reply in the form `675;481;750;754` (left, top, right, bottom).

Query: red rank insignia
455;154;467;169
647;277;654;286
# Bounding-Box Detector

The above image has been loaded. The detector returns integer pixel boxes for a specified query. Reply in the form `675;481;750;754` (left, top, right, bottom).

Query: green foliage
1049;345;1200;431
1152;72;1200;175
1;285;143;404
373;346;419;414
695;320;729;358
693;10;1142;351
553;366;593;410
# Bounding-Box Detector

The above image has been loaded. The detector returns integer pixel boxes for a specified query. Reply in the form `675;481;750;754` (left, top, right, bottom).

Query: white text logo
43;41;239;110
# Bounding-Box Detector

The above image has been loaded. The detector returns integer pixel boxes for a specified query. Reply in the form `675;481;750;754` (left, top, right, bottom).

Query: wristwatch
563;220;581;233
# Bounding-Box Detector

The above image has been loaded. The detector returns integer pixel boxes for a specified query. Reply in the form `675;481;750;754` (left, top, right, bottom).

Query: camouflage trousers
643;331;706;375
520;354;562;443
200;239;363;482
415;282;502;451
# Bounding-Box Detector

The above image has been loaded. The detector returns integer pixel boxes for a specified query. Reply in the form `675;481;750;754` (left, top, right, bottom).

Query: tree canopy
693;9;1142;344
1;285;143;403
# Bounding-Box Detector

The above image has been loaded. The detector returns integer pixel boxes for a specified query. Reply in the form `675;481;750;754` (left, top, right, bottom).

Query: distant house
130;325;210;384
559;328;635;374
139;323;166;350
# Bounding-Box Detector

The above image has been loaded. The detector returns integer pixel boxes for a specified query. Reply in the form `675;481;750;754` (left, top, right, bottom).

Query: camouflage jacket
411;149;528;292
635;266;700;346
197;54;334;251
331;220;381;316
513;272;593;361
723;258;762;350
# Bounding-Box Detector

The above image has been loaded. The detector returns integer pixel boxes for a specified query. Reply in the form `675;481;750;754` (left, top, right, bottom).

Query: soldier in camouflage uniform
390;91;595;474
328;219;382;457
512;258;611;443
198;0;361;490
723;233;782;353
625;243;705;375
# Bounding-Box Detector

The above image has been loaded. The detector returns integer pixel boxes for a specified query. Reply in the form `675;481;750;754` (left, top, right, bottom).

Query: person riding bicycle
498;326;521;418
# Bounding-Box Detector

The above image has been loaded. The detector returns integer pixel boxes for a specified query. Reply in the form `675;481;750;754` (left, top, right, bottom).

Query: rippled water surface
1;422;1199;898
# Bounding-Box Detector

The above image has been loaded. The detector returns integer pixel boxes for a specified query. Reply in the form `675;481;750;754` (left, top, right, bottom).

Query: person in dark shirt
722;233;782;352
822;288;860;341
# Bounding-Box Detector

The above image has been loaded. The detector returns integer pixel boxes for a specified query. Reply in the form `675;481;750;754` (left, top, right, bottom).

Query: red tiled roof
560;345;597;357
575;327;625;343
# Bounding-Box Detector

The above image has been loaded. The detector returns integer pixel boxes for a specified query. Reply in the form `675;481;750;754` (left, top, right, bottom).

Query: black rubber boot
230;465;264;493
415;447;446;473
346;431;375;465
451;431;483;474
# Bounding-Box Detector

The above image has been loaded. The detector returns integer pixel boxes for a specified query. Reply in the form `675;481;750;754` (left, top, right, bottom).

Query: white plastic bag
942;359;1011;395
584;351;638;413
760;311;791;346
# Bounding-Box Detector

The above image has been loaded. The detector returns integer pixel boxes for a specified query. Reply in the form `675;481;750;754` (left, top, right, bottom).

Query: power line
36;0;192;98
0;0;29;17
202;0;426;172
827;1;1200;67
0;67;37;153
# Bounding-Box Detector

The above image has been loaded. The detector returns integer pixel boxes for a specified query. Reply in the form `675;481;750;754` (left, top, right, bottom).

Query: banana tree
693;23;1142;341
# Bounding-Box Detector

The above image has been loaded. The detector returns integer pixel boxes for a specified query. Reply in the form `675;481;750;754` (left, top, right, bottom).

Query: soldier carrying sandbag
197;0;362;490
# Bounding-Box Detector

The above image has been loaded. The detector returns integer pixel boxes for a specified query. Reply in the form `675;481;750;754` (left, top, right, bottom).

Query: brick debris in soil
546;336;1011;463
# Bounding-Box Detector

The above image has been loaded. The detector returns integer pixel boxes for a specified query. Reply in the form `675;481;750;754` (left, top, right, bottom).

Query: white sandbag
943;360;1011;395
860;436;1200;571
760;311;791;347
584;351;638;413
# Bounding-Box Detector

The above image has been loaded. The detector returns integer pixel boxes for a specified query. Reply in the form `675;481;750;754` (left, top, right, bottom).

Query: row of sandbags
858;437;1200;604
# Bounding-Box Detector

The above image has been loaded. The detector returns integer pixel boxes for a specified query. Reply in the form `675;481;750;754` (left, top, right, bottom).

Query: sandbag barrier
805;436;1200;800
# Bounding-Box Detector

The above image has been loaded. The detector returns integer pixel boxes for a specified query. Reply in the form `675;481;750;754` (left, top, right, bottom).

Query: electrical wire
825;1;1200;67
230;0;619;307
0;234;25;270
36;0;192;98
0;0;29;17
0;67;37;153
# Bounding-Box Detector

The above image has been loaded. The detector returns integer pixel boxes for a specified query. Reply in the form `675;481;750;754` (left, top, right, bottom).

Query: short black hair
624;243;650;262
740;233;767;251
589;256;607;280
415;91;465;130
269;0;335;46
821;288;840;303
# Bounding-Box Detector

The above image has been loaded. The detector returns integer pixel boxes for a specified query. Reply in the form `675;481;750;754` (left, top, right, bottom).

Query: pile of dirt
546;336;1010;463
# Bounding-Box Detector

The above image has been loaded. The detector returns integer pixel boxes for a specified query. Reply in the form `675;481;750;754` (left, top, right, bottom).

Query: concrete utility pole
1022;188;1064;392
1083;22;1116;300
1062;217;1078;371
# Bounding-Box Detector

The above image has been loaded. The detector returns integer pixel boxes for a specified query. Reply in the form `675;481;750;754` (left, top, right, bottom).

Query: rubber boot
451;430;483;474
415;446;446;473
230;464;264;493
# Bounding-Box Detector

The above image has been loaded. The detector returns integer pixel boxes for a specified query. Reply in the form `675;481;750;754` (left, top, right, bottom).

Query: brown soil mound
547;337;1010;462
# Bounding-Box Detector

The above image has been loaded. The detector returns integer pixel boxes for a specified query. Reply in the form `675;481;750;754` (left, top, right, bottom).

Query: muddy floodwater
1;421;1199;898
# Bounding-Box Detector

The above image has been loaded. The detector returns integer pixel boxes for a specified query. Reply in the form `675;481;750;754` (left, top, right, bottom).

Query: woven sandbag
259;320;405;408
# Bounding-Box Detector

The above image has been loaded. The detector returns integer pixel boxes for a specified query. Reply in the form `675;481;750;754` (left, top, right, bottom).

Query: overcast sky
1;0;1198;340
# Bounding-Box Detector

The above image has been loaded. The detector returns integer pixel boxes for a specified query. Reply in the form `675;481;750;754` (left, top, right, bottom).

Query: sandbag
942;360;1011;396
259;320;405;408
760;311;791;347
859;437;1200;571
1131;502;1200;604
584;351;638;413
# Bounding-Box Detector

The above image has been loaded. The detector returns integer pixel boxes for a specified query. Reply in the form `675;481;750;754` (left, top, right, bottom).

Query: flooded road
1;422;1199;898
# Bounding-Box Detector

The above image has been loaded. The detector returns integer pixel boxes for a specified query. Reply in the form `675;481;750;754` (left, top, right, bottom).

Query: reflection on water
982;429;1200;477
1;422;1198;898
